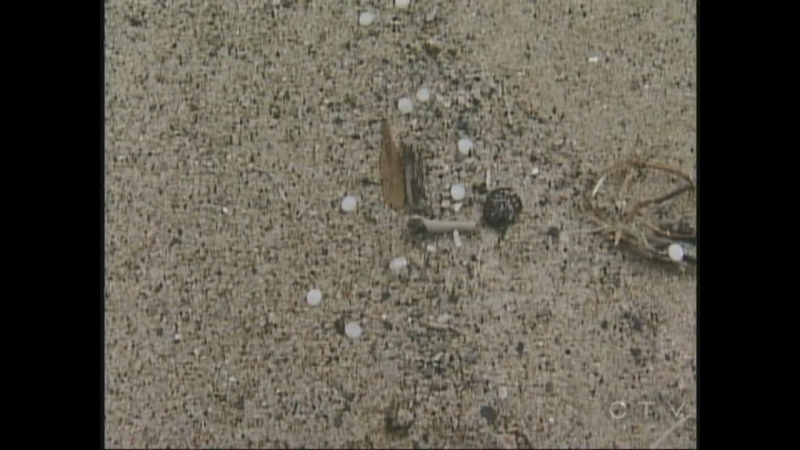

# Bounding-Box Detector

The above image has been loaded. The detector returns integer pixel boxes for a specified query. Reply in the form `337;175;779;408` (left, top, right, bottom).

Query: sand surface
105;1;696;447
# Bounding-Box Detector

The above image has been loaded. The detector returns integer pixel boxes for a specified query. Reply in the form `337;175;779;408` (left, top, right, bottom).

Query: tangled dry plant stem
582;157;696;265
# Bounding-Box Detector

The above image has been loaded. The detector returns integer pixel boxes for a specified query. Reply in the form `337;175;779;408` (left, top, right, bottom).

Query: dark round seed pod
482;188;522;231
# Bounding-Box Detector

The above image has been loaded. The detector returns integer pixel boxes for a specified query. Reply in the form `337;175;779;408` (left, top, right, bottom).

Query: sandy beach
105;1;696;447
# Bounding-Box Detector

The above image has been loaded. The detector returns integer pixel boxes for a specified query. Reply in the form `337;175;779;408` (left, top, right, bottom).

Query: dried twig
379;119;428;214
408;216;478;234
380;120;407;211
582;157;696;265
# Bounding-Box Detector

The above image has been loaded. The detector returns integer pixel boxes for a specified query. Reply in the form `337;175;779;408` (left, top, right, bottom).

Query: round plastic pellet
457;138;473;156
344;321;363;338
389;256;409;273
416;86;431;102
341;195;358;212
668;243;685;262
398;97;414;114
450;183;467;201
306;289;322;306
359;11;375;26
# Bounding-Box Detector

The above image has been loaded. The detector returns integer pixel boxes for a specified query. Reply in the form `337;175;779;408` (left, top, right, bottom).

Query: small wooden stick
408;216;478;234
625;184;695;221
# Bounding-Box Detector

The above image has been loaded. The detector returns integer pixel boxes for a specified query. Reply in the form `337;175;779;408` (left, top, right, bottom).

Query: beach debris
498;386;509;399
416;86;431;102
407;216;478;235
306;288;322;306
379;121;428;213
403;144;427;213
341;195;358;212
457;137;473;157
359;11;376;26
582;157;696;266
380;121;407;211
388;256;409;274
482;188;523;232
450;183;466;201
398;97;414;114
453;229;463;247
344;321;363;338
667;243;685;262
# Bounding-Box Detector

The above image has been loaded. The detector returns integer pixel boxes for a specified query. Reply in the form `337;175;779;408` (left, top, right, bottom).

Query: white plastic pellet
389;256;409;273
306;288;322;306
450;183;466;201
425;7;437;22
398;97;414;114
344;321;363;338
341;195;358;212
668;243;685;262
395;0;411;9
498;386;509;399
457;138;473;156
359;11;376;26
416;86;431;102
453;229;463;247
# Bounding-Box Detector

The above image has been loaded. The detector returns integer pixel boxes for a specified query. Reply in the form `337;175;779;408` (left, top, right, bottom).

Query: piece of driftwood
403;144;427;214
380;120;427;213
380;120;407;211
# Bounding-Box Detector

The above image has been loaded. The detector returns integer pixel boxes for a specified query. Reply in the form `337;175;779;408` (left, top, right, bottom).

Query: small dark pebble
407;217;427;235
334;317;346;336
463;351;478;364
480;405;497;424
472;182;489;195
482;188;522;231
